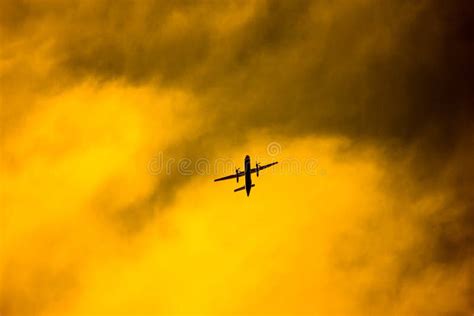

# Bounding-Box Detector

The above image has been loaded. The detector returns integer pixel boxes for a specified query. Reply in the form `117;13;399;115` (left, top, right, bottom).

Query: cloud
2;0;472;149
1;0;473;314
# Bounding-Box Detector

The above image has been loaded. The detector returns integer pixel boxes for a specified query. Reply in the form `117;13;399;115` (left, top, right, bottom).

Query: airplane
214;155;278;196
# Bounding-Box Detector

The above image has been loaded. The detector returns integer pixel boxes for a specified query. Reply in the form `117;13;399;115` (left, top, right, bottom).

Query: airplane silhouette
214;155;278;196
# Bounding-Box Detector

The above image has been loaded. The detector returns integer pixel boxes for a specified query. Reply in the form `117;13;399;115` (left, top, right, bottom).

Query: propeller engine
235;168;240;183
256;162;260;177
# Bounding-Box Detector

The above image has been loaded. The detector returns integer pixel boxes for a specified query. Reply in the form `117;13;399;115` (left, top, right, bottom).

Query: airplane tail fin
234;186;245;192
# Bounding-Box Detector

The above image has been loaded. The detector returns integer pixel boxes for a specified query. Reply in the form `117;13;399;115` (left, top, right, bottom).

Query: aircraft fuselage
244;155;252;196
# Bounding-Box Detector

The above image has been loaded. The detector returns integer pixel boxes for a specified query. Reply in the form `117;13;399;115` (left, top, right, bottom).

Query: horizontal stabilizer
234;186;245;192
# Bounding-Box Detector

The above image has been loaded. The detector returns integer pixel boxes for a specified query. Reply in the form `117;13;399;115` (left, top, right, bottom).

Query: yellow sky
1;1;473;315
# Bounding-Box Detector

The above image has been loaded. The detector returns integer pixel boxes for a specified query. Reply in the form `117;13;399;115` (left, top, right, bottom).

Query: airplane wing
250;161;278;173
214;171;245;182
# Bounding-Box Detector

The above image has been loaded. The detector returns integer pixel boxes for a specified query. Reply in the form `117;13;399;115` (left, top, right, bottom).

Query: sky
1;0;473;315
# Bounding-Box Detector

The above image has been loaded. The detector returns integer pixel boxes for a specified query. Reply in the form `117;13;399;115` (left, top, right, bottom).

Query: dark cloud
2;0;472;146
